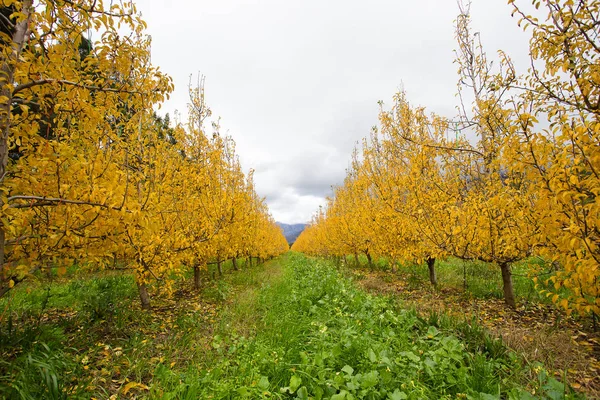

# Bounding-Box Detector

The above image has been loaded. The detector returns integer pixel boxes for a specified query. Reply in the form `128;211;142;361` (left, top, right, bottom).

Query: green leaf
476;393;499;400
368;348;377;362
314;386;324;400
399;351;420;363
289;375;302;392
341;365;354;376
331;390;348;400
258;376;269;390
296;386;309;400
361;370;379;388
507;389;536;400
542;376;566;400
389;389;408;400
299;351;309;364
424;357;436;371
426;326;439;339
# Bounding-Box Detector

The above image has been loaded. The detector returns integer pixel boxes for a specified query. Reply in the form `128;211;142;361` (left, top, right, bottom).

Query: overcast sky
134;0;532;224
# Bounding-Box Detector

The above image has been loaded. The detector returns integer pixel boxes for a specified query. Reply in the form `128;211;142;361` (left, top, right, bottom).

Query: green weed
174;253;582;399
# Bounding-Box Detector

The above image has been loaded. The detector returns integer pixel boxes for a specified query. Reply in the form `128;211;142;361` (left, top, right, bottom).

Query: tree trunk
44;265;53;279
427;257;437;286
217;260;223;276
391;259;397;273
463;261;467;290
354;253;360;267
499;262;516;309
137;281;151;310
232;257;238;271
0;227;4;294
366;252;373;269
193;265;201;290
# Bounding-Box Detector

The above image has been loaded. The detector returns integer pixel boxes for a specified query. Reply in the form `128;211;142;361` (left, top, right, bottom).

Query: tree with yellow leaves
444;2;539;308
0;0;172;296
507;0;600;317
295;2;541;309
0;2;288;311
365;94;463;285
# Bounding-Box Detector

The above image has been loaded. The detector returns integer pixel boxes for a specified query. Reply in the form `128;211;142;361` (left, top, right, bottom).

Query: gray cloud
136;0;532;223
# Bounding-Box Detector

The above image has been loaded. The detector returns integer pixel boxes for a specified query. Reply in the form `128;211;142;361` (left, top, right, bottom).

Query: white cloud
135;0;532;223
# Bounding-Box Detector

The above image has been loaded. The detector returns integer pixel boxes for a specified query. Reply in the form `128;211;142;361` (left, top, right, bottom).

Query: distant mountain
277;222;307;246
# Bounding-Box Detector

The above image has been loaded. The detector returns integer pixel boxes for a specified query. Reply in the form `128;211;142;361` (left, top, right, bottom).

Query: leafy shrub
0;343;87;399
78;276;135;322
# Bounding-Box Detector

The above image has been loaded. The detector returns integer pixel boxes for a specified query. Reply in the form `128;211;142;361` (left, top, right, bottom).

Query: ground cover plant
0;257;268;398
168;253;581;399
1;253;586;399
345;256;600;396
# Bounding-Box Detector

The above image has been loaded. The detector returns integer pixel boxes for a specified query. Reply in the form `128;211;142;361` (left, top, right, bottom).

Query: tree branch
7;195;121;210
13;78;146;95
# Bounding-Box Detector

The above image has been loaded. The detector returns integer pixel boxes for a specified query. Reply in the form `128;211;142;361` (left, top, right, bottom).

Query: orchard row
294;0;600;317
0;1;288;308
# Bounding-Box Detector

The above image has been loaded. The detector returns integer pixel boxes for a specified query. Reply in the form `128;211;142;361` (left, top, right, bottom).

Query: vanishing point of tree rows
293;0;600;320
0;0;288;309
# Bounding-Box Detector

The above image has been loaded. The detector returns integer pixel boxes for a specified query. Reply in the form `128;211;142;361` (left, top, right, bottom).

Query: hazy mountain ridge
277;222;307;246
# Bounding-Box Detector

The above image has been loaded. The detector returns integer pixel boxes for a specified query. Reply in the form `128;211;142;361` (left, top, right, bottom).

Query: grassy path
173;253;581;399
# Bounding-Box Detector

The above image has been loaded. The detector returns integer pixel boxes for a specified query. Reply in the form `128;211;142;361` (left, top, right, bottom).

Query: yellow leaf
559;299;568;310
121;381;148;395
569;174;579;185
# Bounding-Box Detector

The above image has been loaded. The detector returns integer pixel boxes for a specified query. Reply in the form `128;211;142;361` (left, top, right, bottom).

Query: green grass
346;254;568;305
0;273;140;399
0;257;268;399
0;254;582;399
402;258;545;302
155;253;580;399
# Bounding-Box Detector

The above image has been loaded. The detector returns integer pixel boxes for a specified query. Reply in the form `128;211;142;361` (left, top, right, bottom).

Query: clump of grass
0;257;284;399
0;342;91;400
0;273;138;398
